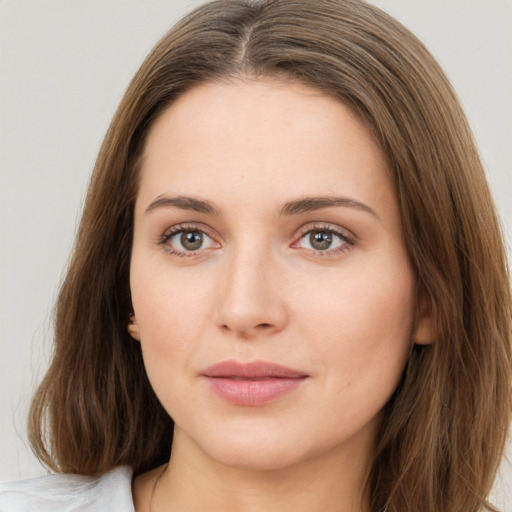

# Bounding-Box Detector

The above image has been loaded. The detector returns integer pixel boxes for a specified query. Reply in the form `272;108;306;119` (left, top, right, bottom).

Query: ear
128;314;140;341
413;296;434;345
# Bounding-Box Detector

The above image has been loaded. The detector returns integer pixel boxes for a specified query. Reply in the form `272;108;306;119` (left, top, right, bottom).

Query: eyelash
159;223;217;258
158;222;356;258
293;223;356;257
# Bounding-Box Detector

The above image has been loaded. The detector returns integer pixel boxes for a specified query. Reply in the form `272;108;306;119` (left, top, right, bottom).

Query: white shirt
0;466;134;512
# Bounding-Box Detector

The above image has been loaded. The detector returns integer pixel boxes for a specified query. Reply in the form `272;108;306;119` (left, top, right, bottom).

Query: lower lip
203;377;307;406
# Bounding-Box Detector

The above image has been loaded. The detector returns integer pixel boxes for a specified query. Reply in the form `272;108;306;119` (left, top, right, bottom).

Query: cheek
129;256;216;397
295;256;415;391
131;245;211;334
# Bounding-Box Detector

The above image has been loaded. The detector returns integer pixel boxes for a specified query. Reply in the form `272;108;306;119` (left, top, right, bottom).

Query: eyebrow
145;194;379;219
279;196;379;219
145;195;219;215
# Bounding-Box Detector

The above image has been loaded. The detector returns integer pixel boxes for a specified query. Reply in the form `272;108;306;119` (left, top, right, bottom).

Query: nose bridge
215;236;286;336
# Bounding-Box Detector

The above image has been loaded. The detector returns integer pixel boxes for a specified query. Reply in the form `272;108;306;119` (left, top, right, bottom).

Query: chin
181;422;314;472
208;442;308;472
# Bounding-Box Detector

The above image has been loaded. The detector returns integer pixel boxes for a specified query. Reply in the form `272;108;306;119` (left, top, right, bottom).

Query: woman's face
130;79;429;471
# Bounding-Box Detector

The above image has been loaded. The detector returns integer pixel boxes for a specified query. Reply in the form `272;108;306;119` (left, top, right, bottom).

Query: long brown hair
29;1;511;510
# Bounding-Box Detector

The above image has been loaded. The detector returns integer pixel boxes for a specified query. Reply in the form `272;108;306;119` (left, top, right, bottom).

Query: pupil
310;230;332;250
181;231;203;250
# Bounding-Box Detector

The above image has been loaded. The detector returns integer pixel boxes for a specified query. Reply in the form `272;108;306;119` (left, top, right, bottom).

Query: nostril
219;322;273;336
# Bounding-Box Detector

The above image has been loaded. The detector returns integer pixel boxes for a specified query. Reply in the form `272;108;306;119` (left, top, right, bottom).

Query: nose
213;244;288;339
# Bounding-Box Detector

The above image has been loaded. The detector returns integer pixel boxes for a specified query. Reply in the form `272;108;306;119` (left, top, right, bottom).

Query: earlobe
128;314;140;341
413;317;433;345
413;297;434;345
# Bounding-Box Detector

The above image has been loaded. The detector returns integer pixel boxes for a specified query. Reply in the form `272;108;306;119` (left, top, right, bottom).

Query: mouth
201;360;309;406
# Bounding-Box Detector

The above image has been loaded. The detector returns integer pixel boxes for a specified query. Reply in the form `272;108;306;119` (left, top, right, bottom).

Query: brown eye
181;231;204;251
309;230;333;250
294;226;351;254
164;228;216;254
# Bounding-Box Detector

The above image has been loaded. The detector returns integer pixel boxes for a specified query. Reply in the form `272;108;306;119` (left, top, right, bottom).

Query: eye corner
291;222;356;257
158;222;221;258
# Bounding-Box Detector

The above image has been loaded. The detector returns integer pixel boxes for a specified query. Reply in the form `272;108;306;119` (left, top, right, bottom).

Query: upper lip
201;360;309;379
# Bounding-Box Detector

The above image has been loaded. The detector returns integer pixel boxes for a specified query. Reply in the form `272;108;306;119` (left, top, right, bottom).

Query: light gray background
1;0;511;507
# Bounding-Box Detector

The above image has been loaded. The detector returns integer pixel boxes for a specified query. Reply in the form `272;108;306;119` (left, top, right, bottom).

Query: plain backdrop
1;0;511;507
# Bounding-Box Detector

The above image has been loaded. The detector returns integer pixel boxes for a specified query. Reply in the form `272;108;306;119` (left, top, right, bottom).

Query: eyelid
291;222;356;255
156;221;356;259
160;222;209;240
158;222;221;257
295;222;356;242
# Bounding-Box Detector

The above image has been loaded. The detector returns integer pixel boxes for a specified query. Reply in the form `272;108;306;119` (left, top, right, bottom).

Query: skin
130;78;431;512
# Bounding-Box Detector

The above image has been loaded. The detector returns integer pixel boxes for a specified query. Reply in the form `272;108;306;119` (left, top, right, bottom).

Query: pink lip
201;360;309;406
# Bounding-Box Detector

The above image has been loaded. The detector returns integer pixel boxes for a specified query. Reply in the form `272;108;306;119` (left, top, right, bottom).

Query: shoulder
0;466;134;512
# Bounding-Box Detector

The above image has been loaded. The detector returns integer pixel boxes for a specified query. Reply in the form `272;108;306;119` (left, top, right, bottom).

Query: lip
201;360;309;406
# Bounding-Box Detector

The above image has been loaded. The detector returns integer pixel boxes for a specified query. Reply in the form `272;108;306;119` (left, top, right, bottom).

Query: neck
148;427;371;512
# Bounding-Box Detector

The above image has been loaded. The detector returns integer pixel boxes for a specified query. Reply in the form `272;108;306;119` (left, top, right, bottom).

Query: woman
1;0;510;511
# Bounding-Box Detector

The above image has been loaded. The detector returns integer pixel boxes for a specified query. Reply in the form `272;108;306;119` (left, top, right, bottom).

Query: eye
160;225;219;257
293;225;355;255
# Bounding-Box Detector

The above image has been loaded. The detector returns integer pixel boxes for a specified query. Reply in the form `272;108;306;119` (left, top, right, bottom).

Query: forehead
136;79;396;221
